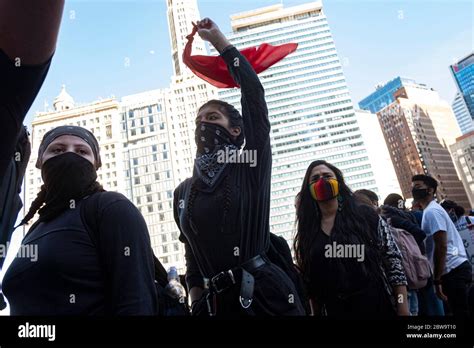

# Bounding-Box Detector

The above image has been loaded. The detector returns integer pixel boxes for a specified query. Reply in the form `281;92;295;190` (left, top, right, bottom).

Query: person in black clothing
0;0;64;308
381;193;426;254
173;18;305;316
2;126;157;315
294;160;409;317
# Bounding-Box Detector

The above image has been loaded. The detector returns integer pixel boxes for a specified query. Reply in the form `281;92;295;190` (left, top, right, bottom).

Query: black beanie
36;125;102;169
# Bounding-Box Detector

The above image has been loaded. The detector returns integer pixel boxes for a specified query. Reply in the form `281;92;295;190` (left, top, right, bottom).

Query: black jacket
380;205;426;254
3;192;157;315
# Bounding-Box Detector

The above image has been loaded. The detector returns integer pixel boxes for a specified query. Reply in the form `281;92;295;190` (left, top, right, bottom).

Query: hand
193;18;231;53
435;284;448;301
194;18;222;43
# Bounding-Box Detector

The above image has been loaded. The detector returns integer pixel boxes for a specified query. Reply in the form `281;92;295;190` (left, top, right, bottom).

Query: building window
146;185;152;193
133;158;138;166
147;195;152;203
128;110;134;118
134;177;140;185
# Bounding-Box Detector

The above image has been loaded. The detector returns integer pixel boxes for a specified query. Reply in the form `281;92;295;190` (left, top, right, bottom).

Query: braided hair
18;181;104;227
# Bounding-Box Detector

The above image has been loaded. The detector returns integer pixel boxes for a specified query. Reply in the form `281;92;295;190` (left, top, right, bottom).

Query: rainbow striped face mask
308;178;339;201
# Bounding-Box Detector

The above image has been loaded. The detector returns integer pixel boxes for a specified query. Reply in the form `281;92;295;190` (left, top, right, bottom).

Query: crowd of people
0;2;472;317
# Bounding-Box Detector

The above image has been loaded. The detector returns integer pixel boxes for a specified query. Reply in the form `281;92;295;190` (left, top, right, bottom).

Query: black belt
207;254;267;312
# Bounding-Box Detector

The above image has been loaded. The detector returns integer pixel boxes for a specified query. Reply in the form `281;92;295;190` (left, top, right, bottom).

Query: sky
24;0;473;129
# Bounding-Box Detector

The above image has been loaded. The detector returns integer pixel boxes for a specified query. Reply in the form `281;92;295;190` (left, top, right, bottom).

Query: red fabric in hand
182;25;298;88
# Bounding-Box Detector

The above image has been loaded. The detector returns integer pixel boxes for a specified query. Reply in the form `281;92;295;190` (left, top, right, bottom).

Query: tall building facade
119;89;187;271
375;83;470;208
450;131;474;208
213;2;378;243
358;77;418;114
452;92;474;135
354;109;401;201
167;0;206;78
450;53;474;124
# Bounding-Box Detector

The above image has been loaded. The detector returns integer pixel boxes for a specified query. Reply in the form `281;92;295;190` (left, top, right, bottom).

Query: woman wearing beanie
2;126;157;315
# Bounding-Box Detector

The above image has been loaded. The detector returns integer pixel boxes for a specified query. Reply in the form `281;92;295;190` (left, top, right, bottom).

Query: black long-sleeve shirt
2;192;157;315
174;45;271;289
175;46;305;316
0;49;49;269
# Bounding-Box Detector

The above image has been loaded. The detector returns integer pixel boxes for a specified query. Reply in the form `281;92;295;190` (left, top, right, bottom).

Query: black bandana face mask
193;122;239;190
40;152;97;218
194;122;238;155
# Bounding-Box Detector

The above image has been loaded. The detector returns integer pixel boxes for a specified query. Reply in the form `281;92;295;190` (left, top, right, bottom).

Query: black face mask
40;152;97;219
192;122;240;191
412;188;430;200
194;122;237;155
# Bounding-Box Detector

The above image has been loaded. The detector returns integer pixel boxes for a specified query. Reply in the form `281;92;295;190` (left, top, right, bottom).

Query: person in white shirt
411;174;471;316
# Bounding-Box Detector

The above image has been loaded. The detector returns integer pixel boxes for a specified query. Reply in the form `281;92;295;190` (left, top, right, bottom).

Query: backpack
388;225;431;290
80;191;189;316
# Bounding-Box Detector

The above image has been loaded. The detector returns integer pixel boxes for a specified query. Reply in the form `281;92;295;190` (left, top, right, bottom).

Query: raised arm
0;0;64;178
195;18;270;152
0;0;65;64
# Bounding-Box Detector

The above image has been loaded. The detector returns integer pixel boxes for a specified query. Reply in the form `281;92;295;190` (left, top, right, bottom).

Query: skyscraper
212;2;378;243
374;82;469;208
452;91;474;135
450;131;474;208
450;53;474;124
119;89;186;271
167;0;206;78
354;109;401;201
359;76;421;114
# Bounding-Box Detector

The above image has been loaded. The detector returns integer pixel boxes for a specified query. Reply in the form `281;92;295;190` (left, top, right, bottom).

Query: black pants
441;261;472;316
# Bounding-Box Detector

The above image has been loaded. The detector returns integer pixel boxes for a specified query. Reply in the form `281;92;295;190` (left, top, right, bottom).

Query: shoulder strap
80;192;102;248
80;191;169;288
